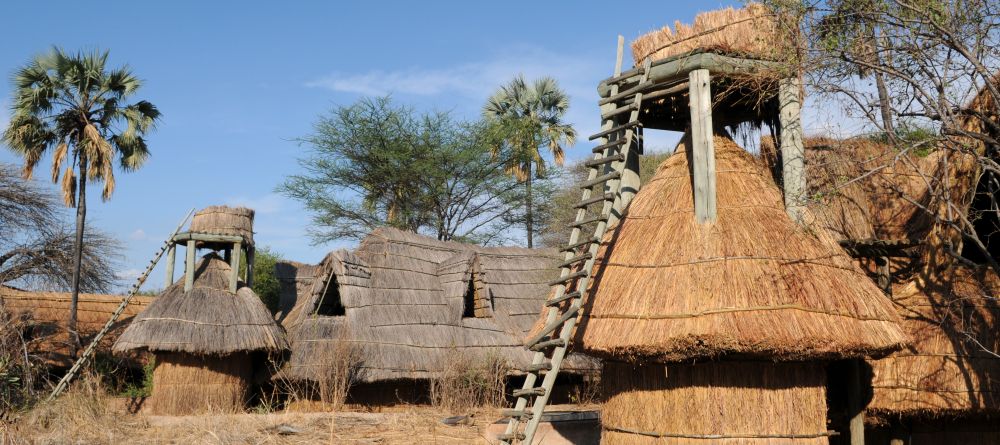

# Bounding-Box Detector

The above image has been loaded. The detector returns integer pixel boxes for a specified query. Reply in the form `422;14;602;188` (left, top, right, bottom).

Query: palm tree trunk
68;156;87;357
525;163;533;248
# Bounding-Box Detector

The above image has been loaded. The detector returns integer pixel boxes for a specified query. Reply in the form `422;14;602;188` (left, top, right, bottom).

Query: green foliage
90;353;153;398
122;360;154;398
867;123;939;156
279;96;526;245
249;246;283;314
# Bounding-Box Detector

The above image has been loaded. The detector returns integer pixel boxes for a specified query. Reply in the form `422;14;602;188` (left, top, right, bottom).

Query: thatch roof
113;253;288;355
571;133;906;362
868;265;1000;419
0;286;152;366
631;3;779;64
274;260;318;318
279;228;597;382
189;205;255;245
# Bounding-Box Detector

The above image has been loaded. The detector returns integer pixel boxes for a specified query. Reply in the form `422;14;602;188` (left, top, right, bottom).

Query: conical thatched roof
572;133;906;362
868;265;1000;419
113;253;288;355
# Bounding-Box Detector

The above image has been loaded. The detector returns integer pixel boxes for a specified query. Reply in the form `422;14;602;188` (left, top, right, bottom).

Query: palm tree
483;76;576;248
2;48;160;354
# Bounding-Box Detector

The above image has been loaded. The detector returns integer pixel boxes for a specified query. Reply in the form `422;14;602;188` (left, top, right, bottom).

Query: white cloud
128;229;147;241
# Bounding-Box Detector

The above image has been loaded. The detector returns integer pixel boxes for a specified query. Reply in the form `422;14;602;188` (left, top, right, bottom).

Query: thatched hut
0;286;151;367
572;133;906;443
113;254;288;414
277;228;597;402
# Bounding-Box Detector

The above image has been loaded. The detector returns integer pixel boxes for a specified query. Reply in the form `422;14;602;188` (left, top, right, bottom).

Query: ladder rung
513;387;547;397
591;138;627;153
562;237;599;252
547;270;587;286
529;338;567;352
584;153;625;167
601;101;638;119
498;433;526;441
524;362;553;372
579;171;621;189
598;80;655;105
502;409;533;420
575;193;614;208
528;305;582;343
559;253;592;269
547;291;581;306
569;214;608;228
589;121;641;141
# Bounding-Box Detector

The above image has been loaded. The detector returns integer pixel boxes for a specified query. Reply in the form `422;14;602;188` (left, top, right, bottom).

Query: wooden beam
689;69;717;224
779;77;806;225
598;51;781;98
230;241;242;293
847;359;866;445
184;240;196;292
172;231;245;244
164;244;176;287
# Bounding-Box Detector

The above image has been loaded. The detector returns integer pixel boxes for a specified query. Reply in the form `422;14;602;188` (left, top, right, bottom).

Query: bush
430;349;510;412
0;308;35;414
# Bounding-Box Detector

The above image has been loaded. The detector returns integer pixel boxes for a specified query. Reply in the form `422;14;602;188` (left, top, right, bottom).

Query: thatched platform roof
113;253;288;355
279;228;597;382
0;286;151;367
189;205;255;246
572;133;906;362
631;3;778;64
868;265;1000;419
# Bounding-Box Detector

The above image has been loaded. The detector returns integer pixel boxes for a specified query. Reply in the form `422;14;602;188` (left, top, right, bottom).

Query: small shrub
0;308;35;414
430;349;510;412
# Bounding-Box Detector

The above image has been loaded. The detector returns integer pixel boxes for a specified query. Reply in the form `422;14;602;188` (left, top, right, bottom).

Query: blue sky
0;0;798;290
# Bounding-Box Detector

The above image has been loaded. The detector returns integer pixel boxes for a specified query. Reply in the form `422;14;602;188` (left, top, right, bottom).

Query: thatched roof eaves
573;133;907;362
113;254;288;355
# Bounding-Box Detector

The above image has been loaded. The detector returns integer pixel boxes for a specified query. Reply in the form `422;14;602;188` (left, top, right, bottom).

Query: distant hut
572;133;906;443
0;287;152;367
113;206;288;415
277;228;596;403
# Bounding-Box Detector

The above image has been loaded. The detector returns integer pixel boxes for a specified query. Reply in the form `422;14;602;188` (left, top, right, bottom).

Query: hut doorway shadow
826;359;874;445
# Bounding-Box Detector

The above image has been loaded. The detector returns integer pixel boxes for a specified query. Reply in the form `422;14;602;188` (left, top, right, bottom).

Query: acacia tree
279;96;525;245
2;48;160;353
483;76;576;248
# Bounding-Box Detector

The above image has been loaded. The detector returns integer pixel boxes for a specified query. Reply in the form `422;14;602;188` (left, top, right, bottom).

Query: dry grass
631;3;779;64
277;338;365;412
602;361;828;444
571;133;906;362
430;349;510;413
23;373;147;444
189;205;255;242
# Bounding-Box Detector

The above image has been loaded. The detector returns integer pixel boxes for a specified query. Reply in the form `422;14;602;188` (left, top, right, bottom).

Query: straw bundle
0;287;151;366
113;253;288;355
602;361;829;444
631;3;778;64
868;265;1000;418
147;351;253;415
280;228;598;384
189;205;255;244
572;133;906;362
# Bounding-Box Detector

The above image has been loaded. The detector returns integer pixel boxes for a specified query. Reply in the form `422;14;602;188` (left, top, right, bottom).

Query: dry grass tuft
24;373;147;443
430;349;509;413
278;338;365;412
631;3;779;64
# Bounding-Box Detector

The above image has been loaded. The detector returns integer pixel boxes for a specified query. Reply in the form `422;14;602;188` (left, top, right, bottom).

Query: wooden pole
165;244;176;286
688;68;716;224
230;241;242;293
184;240;196;292
847;359;866;445
779;76;806;225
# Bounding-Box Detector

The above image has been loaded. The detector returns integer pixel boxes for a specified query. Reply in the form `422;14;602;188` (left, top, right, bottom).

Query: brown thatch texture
274;260;318;317
280;228;597;383
573;133;906;362
113;253;288;354
147;351;253;415
868;265;1000;418
0;286;151;366
189;205;255;244
631;3;778;64
601;361;828;444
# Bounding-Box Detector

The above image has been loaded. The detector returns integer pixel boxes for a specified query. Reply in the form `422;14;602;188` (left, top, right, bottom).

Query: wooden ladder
498;41;650;445
47;209;195;401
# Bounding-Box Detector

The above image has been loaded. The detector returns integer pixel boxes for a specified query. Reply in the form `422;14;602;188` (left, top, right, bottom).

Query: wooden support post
609;147;641;228
165;244;176;286
230;241;242;293
688;69;716;224
184;240;196;292
847;359;866;445
779;76;806;225
876;256;892;295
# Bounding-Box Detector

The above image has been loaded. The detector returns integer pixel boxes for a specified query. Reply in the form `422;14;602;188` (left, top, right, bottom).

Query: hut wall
602;361;829;444
865;419;1000;445
148;351;253;415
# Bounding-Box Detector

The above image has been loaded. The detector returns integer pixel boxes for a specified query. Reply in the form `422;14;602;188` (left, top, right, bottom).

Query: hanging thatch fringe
631;3;778;64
